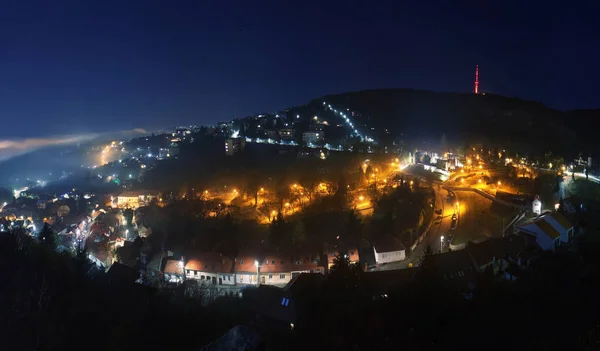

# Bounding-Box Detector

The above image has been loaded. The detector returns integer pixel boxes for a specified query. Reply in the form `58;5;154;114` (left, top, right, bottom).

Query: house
467;235;533;278
163;258;185;284
234;255;259;286
248;285;296;324
373;235;406;264
259;253;324;286
516;212;574;251
185;252;235;285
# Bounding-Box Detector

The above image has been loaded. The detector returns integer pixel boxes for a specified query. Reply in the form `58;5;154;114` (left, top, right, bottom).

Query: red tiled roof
163;259;184;275
234;255;260;273
185;252;233;274
235;253;324;274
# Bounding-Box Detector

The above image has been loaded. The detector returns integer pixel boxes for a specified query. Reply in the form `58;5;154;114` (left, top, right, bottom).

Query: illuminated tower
474;65;479;94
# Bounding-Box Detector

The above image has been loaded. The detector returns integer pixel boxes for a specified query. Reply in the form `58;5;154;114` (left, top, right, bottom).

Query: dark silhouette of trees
344;209;363;241
39;223;55;249
269;212;289;248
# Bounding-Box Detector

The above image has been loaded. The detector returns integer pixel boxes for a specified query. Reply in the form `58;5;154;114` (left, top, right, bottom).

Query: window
280;297;290;307
201;275;205;280
265;260;269;265
280;274;285;279
240;259;244;264
272;260;275;264
186;270;190;274
269;274;273;279
194;271;198;276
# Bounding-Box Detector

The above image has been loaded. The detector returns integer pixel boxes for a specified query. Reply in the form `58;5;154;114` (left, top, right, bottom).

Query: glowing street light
358;195;364;201
497;181;502;186
440;236;445;252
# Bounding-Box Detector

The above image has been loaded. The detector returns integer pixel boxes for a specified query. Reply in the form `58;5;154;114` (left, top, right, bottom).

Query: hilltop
287;88;583;157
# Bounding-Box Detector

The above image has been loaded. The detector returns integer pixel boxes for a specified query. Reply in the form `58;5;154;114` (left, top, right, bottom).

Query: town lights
497;181;502;186
440;236;445;252
359;196;364;201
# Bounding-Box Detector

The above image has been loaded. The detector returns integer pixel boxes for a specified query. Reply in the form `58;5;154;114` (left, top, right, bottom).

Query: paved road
369;183;452;271
451;190;513;246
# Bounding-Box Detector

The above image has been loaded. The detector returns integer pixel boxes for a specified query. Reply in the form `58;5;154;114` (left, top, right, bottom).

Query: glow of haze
0;128;149;162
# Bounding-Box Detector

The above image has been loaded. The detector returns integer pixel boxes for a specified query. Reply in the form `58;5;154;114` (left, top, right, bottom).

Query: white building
532;197;542;215
516;212;573;251
234;253;325;286
373;235;406;264
115;191;158;209
184;252;235;286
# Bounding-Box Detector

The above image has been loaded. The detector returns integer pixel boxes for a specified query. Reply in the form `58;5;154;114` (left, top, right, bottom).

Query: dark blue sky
1;0;598;138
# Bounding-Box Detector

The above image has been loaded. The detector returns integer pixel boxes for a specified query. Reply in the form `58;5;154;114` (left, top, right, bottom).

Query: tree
300;174;319;203
292;220;307;245
123;209;134;227
269;212;289;248
422;154;431;165
344;209;362;241
246;172;262;207
328;252;363;290
39;223;55;249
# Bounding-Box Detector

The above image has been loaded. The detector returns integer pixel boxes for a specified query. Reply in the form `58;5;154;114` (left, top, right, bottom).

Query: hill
282;88;586;157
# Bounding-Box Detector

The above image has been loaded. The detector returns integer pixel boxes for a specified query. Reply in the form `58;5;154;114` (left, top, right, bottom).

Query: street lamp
440;236;445;252
254;260;260;286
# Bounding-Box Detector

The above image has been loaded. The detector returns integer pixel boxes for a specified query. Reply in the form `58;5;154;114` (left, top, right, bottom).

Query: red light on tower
474;65;479;94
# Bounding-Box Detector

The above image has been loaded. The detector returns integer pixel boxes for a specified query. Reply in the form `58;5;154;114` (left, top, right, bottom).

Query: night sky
1;0;598;139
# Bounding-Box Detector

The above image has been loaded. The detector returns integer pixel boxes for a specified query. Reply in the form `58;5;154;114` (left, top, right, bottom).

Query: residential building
163;259;185;284
115;191;157;209
278;128;294;140
234;253;325;286
302;131;324;146
373;235;406;264
516;212;574;251
234;255;259;285
225;138;245;156
185;252;235;285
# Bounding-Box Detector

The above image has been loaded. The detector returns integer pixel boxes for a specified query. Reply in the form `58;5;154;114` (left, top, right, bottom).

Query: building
115;191;158;209
225;138;246;156
516;212;574;251
163;258;185;283
302;131;324;146
185;252;235;285
234;256;259;286
234;253;325;286
278;129;294;140
373;235;406;264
